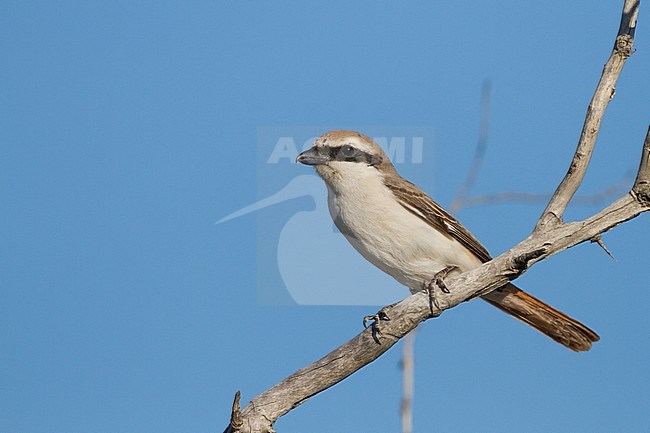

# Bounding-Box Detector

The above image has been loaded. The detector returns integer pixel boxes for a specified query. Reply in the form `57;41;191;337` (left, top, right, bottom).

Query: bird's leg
423;265;459;317
363;303;396;342
422;280;442;317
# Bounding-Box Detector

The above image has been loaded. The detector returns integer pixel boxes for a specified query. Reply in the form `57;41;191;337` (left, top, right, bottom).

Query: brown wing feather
382;174;599;351
383;175;491;262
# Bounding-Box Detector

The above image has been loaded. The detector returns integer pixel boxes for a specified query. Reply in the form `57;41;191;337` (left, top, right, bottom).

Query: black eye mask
324;145;383;166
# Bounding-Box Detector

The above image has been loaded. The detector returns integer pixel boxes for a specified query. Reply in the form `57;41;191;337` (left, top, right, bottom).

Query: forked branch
535;0;640;232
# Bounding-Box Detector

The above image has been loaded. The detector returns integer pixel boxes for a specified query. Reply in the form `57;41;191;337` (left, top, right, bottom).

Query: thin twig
225;391;243;433
633;126;650;202
452;173;632;211
401;331;416;433
591;234;617;261
449;80;492;214
535;0;639;232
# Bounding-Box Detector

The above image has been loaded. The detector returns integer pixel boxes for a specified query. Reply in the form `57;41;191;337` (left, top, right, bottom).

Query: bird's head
296;130;396;185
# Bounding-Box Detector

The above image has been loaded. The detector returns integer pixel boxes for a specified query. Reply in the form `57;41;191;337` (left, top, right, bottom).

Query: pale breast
326;176;481;293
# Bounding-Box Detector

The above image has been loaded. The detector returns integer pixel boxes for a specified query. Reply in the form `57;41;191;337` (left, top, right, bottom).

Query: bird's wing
383;175;492;263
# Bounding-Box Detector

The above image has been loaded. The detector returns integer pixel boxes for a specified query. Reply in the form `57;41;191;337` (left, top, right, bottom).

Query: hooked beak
296;147;329;166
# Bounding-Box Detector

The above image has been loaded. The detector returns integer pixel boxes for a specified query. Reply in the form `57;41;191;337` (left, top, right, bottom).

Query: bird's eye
341;145;357;157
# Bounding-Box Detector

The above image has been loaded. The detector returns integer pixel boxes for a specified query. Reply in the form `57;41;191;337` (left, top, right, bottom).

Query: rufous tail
481;283;599;352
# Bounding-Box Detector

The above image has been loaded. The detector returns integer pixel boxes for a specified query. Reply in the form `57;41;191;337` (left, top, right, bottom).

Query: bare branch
227;154;650;432
227;177;649;432
224;299;428;433
535;0;640;232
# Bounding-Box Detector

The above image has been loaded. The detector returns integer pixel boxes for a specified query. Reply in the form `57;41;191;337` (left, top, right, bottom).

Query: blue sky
2;1;649;432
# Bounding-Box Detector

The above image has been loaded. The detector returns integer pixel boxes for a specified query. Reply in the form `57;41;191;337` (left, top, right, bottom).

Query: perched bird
297;130;599;351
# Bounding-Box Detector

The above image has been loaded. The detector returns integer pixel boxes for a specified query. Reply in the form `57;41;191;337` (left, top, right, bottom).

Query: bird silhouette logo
217;174;403;305
217;127;433;305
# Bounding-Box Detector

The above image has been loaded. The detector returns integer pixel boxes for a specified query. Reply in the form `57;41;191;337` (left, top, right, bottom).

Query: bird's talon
363;304;395;340
423;266;458;317
428;265;458;293
363;313;385;331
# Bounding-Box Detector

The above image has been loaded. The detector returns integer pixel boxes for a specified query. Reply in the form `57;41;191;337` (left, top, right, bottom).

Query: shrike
297;130;599;351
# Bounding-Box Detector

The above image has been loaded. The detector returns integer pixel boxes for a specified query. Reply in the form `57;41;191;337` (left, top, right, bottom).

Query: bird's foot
423;265;458;317
363;303;396;343
429;265;458;294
